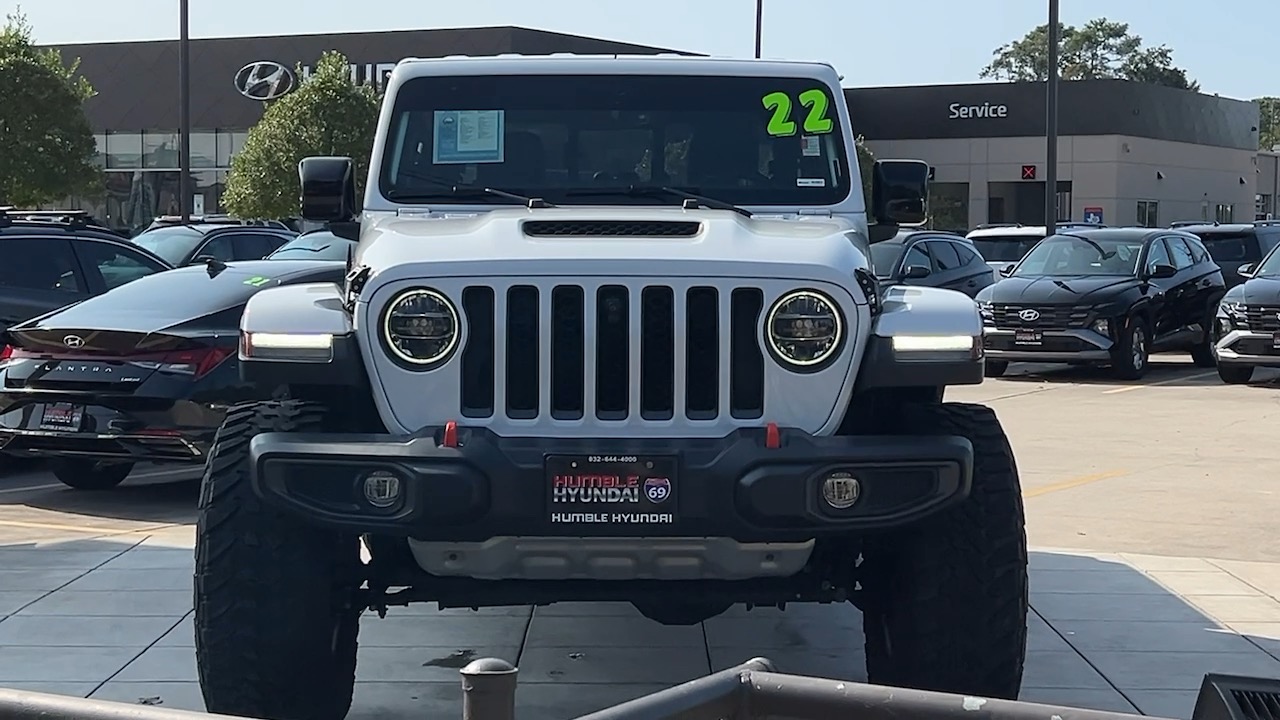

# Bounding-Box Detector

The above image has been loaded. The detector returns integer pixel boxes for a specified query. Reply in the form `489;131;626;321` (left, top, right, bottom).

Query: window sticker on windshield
801;136;821;157
432;110;505;164
762;89;835;138
797;178;827;188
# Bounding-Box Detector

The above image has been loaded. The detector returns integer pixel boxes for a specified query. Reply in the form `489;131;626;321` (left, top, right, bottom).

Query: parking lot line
1023;470;1126;499
1099;370;1218;394
0;518;179;536
0;483;63;495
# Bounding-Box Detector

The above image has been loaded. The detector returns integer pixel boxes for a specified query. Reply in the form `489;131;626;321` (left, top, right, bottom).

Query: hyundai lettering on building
299;61;400;92
235;60;400;100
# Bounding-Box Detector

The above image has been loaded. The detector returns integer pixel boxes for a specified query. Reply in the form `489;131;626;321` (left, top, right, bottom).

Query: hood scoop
521;220;702;238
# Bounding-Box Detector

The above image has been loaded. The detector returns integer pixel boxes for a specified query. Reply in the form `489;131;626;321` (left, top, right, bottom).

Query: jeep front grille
991;304;1091;329
459;283;766;422
1244;305;1280;332
521;220;702;237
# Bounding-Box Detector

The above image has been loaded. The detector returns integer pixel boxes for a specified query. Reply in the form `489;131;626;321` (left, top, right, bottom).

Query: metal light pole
178;0;192;222
1044;0;1060;233
754;0;763;58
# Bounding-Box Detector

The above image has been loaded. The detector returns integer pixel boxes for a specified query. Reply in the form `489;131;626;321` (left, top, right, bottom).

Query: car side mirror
1147;263;1177;279
903;264;931;279
1238;263;1255;278
299;156;357;222
870;159;929;226
999;263;1016;277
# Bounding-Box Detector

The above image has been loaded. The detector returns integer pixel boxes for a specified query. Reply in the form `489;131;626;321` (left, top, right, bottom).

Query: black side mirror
299;156;357;222
999;263;1016;277
871;159;929;226
1238;263;1255;278
902;264;931;280
1147;263;1178;279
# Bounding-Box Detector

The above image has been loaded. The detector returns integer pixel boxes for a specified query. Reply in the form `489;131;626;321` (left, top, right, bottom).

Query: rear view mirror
299;156;357;222
903;264;931;280
1148;263;1178;279
1238;263;1255;278
871;159;929;226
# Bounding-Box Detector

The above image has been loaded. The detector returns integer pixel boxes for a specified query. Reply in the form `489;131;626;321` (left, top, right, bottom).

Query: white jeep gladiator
193;54;1029;720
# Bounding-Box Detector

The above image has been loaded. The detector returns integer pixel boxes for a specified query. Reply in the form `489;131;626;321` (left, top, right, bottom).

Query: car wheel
1217;364;1254;384
983;359;1009;378
860;402;1028;699
49;459;134;490
1189;312;1218;368
194;400;362;720
1110;316;1149;380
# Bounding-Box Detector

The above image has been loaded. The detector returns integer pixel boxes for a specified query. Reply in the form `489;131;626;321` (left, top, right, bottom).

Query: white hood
354;206;869;289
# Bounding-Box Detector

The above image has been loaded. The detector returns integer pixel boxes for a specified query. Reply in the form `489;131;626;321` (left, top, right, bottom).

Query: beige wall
865;134;1259;228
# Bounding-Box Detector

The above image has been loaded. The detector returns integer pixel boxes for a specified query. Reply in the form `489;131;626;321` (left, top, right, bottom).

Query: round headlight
765;290;843;367
382;288;459;366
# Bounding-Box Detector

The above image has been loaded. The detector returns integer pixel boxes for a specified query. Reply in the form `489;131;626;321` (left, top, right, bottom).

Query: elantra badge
1018;309;1040;322
63;335;85;348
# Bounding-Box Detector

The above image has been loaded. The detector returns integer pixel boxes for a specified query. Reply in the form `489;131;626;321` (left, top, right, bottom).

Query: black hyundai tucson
976;227;1225;379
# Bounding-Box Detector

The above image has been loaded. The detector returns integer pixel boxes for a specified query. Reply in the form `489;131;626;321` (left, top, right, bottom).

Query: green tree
980;18;1199;91
222;50;380;219
0;10;101;207
1258;97;1280;151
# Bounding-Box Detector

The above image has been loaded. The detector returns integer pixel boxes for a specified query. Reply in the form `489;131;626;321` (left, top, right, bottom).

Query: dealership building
46;27;1273;233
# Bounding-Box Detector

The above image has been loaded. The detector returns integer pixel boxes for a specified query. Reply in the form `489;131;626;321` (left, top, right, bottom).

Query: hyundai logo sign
62;334;85;349
234;61;296;101
1018;309;1041;322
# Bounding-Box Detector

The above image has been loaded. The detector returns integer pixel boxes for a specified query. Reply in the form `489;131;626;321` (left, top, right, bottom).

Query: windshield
268;233;352;261
379;74;850;207
869;244;906;278
970;235;1043;262
1191;231;1259;263
1253;244;1280;276
1012;235;1144;277
129;226;204;265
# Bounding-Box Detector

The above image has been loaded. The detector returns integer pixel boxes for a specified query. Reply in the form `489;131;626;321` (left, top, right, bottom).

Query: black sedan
129;223;297;267
1212;241;1280;383
0;257;345;490
869;229;995;298
976;228;1225;380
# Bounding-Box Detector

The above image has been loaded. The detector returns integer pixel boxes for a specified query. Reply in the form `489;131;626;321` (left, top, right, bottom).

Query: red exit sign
1021;165;1037;180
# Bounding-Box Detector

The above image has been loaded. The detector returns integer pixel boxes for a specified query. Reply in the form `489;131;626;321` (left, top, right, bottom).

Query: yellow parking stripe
1100;370;1217;394
1023;470;1126;498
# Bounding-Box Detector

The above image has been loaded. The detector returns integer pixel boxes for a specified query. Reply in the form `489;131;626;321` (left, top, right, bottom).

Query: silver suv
192;55;1029;720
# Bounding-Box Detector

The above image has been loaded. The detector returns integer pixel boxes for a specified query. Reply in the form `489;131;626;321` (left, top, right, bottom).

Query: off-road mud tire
983;359;1009;378
50;459;133;490
1110;315;1150;381
194;400;363;720
860;402;1028;699
1217;364;1254;384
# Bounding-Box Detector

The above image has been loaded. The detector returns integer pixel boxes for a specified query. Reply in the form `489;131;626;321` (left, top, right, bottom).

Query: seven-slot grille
1244;305;1280;332
458;283;766;422
991;304;1091;329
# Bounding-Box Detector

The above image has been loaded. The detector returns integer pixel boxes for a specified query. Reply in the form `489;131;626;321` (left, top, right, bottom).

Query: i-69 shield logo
643;477;671;504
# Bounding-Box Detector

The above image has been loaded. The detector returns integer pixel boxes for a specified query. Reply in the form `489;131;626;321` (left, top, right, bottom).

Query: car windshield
1252;244;1280;276
1012;235;1144;277
869;243;906;278
1190;231;1259;263
378;73;850;207
268;232;352;260
129;226;205;265
970;234;1043;262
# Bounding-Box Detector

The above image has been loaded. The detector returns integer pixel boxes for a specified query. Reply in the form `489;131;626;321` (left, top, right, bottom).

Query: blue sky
5;0;1274;100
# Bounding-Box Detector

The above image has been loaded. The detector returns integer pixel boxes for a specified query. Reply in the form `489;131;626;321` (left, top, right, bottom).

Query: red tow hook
442;420;459;448
765;422;781;449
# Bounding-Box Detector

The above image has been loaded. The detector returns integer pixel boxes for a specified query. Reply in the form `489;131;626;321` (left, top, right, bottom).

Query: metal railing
0;656;1190;720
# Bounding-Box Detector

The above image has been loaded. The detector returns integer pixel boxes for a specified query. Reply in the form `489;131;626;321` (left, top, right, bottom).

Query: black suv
976;228;1225;379
868;229;995;297
1176;221;1280;289
129;223;297;267
0;210;173;329
1212;239;1280;383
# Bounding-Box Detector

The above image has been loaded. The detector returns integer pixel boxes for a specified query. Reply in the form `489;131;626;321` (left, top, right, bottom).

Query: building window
1215;203;1235;223
1259;194;1274;220
1136;200;1159;228
105;132;143;169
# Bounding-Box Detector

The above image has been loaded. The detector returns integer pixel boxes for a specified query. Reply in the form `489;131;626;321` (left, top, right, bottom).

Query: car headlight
976;300;994;321
1221;301;1246;317
382;288;459;367
765;290;843;368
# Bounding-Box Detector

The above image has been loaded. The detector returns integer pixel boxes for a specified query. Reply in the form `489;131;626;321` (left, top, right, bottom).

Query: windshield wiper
387;170;554;208
566;185;752;218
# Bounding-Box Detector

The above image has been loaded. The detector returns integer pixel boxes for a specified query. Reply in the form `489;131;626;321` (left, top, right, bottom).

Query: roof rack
0;207;124;235
1253;219;1280;227
974;223;1023;229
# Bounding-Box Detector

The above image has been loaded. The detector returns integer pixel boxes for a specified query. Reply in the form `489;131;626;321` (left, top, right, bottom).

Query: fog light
821;471;861;509
1092;318;1109;336
362;471;401;508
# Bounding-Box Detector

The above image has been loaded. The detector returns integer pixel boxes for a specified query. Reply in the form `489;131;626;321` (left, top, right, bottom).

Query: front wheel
1217;364;1254;384
860;402;1028;699
194;401;363;720
1190;312;1218;368
1110;316;1150;380
50;459;134;490
984;360;1009;378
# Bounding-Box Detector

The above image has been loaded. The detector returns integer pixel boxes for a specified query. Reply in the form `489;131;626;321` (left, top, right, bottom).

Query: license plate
38;403;84;432
546;455;677;526
1014;330;1043;346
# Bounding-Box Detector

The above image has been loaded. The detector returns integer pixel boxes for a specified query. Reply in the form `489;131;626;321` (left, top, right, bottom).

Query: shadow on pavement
1;529;1278;720
997;360;1223;389
0;468;199;526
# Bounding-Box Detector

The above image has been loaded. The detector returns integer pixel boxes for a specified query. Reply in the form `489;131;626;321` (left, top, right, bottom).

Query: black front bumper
249;426;974;542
